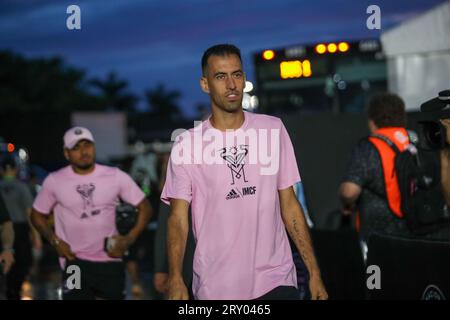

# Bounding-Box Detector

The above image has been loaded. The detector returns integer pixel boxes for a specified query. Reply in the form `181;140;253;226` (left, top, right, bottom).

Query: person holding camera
340;93;413;247
416;91;450;240
341;92;450;248
30;127;152;300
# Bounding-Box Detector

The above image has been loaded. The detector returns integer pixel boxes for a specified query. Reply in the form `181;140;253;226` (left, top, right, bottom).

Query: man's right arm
30;175;57;244
166;198;190;300
339;182;362;215
30;208;76;260
339;140;373;215
30;208;57;244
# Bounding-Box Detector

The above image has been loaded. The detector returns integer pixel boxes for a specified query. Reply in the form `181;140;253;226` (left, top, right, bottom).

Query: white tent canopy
381;1;450;110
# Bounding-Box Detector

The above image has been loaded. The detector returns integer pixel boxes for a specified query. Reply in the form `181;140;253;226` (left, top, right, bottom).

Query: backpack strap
370;134;402;154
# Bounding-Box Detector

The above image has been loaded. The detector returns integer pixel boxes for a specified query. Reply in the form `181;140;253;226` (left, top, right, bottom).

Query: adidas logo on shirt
226;189;240;200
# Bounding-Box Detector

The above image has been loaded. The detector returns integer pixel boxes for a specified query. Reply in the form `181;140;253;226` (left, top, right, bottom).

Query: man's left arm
279;186;328;300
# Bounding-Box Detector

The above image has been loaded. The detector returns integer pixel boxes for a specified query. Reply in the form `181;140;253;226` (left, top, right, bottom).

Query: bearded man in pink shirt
31;127;152;300
162;44;327;300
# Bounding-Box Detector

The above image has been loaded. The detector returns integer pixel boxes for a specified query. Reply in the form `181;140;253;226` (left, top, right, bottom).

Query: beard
73;160;95;171
213;95;243;113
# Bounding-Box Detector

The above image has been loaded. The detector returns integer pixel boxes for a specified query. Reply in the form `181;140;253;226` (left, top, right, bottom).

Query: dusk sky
0;0;445;117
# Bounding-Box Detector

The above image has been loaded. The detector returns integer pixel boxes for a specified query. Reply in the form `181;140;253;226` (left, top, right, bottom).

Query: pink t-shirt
33;164;145;266
161;111;301;300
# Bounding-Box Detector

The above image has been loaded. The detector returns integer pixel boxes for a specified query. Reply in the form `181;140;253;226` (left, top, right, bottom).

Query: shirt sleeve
342;139;377;187
116;169;146;206
160;141;193;205
32;175;57;215
277;121;301;190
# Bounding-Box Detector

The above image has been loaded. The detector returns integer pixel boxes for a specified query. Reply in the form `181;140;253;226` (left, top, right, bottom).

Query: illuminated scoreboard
253;39;387;113
280;60;312;79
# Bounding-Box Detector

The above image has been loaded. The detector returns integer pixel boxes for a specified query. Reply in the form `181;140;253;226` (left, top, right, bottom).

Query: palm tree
90;72;137;112
0;51;105;112
144;83;182;119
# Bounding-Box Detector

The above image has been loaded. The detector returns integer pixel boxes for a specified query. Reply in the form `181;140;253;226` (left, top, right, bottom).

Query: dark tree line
0;50;183;118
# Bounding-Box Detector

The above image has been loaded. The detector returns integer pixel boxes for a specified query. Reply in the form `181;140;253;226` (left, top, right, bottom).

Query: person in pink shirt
162;44;327;300
30;127;152;300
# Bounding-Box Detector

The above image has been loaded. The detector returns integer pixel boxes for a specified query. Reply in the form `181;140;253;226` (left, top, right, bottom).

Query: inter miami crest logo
220;145;248;185
76;183;99;219
422;285;446;300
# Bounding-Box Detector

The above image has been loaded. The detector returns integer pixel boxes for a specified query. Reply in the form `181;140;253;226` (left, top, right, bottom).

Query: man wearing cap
30;127;152;300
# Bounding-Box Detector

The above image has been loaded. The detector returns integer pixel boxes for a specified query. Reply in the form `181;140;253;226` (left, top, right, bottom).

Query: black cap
420;90;450;112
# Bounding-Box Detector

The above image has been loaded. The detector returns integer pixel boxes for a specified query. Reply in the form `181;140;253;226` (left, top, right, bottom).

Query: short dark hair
367;93;406;128
1;156;16;171
201;44;242;75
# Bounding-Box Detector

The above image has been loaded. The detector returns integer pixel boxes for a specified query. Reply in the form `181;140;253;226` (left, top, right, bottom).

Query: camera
104;202;138;253
419;90;450;150
115;202;138;235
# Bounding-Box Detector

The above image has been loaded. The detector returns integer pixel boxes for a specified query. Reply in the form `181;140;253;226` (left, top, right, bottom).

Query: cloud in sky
0;0;445;116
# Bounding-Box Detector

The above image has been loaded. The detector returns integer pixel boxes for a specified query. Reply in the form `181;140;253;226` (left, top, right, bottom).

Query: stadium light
263;50;275;60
